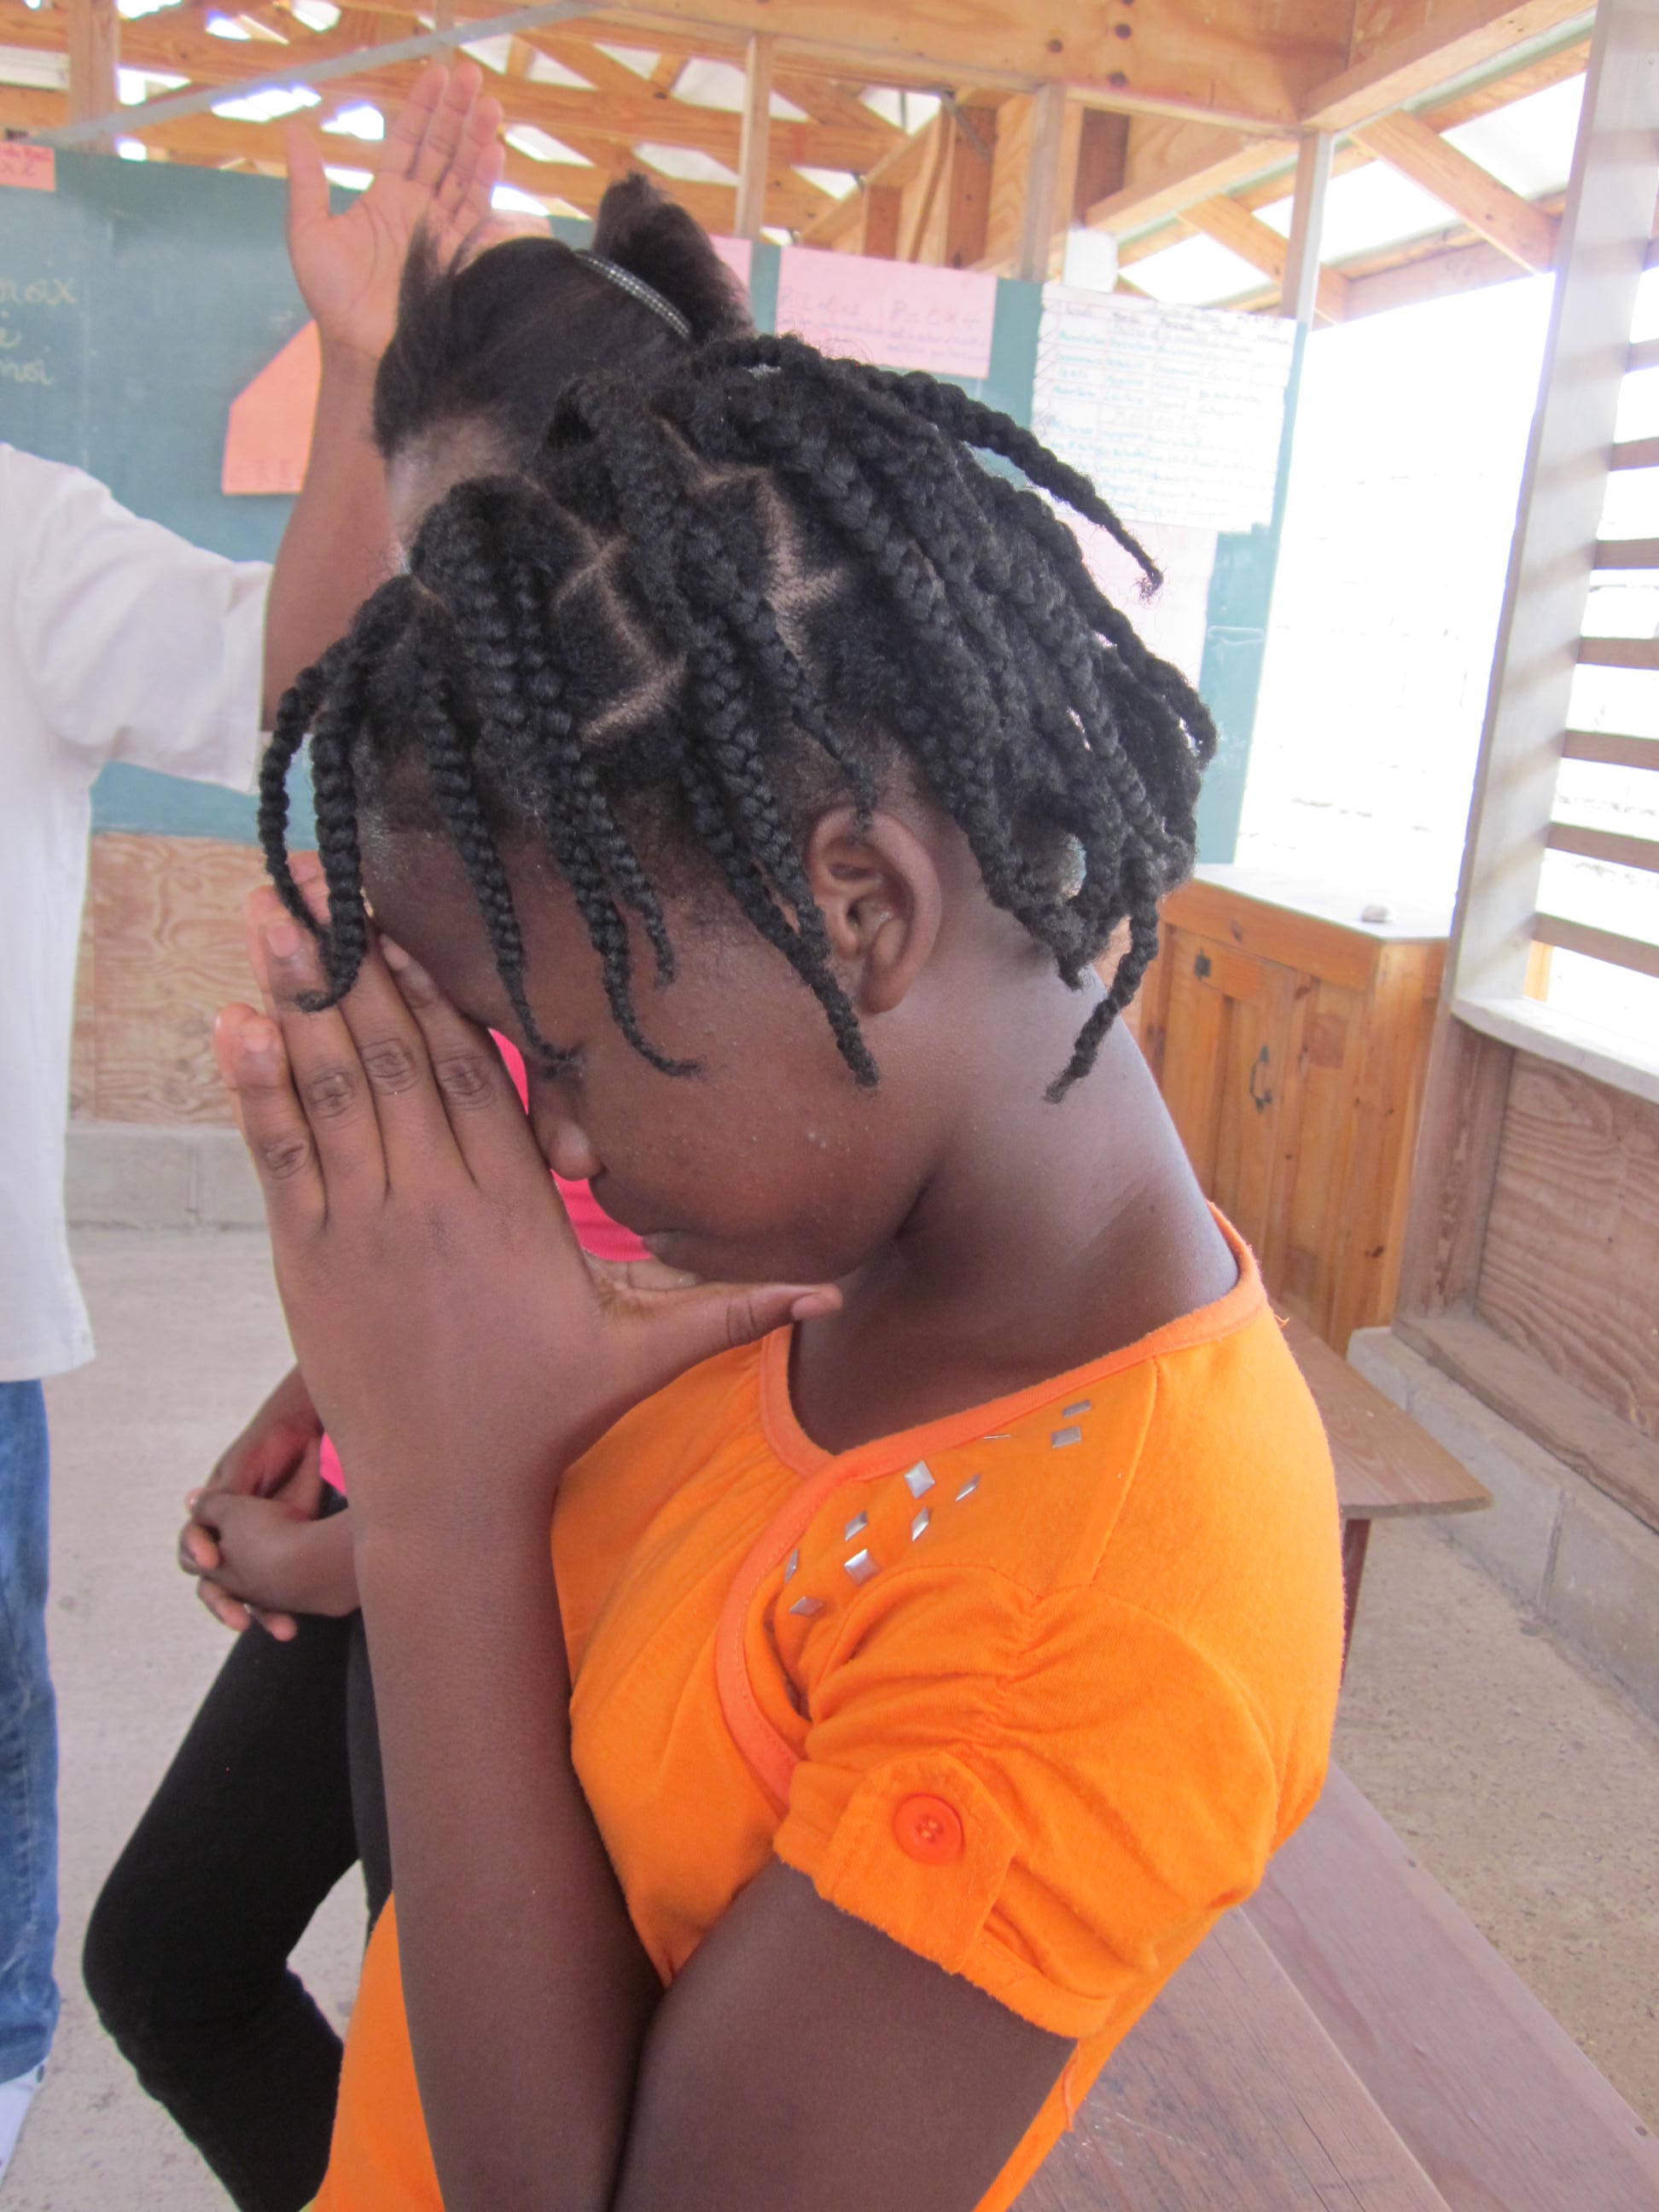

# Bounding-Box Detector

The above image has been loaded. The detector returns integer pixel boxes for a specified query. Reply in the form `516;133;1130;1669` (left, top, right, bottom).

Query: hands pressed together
181;859;837;1630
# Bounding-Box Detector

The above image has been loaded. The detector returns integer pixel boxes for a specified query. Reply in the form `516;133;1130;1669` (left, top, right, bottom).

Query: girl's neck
789;1006;1237;1455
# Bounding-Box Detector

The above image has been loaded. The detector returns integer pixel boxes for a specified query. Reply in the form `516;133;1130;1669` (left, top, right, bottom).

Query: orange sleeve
771;1569;1286;2040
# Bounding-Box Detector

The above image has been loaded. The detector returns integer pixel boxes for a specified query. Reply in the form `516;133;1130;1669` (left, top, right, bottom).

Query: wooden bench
1280;1313;1491;1659
1017;1765;1659;2212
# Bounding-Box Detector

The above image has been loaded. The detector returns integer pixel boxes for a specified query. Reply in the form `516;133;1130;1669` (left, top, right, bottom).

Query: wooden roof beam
65;0;119;151
1074;1;1588;253
1350;107;1557;270
1083;130;1298;239
1180;192;1350;321
585;3;1326;125
0;3;897;171
1299;0;1592;132
793;102;934;245
0;80;770;224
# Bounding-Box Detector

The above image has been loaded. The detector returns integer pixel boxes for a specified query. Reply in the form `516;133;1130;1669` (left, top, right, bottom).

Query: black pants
83;1598;388;2212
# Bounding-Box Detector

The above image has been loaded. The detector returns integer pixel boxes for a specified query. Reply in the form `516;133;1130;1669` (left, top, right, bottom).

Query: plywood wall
73;833;268;1126
1478;1053;1659;1444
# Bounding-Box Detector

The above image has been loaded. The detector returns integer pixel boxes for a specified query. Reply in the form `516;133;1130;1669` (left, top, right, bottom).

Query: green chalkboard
0;151;311;559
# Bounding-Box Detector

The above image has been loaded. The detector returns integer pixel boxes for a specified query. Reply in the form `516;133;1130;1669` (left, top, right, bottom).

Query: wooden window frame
1444;0;1659;1108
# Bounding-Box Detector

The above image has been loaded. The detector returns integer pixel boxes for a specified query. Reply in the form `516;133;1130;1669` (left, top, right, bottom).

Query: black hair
372;174;753;466
264;332;1216;1100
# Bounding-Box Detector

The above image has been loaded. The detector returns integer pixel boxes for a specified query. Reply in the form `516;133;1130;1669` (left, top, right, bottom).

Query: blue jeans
0;1382;58;2077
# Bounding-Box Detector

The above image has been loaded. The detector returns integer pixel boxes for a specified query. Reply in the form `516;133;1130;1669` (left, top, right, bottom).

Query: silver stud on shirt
903;1461;935;1499
789;1594;824;1618
783;1548;800;1582
844;1548;878;1583
843;1511;868;1542
911;1507;930;1542
1062;1400;1091;1419
956;1475;981;1502
1051;1426;1083;1448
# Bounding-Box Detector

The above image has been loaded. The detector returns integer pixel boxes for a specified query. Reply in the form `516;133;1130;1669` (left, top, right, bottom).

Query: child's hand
212;885;839;1551
183;1495;359;1635
182;1363;327;1638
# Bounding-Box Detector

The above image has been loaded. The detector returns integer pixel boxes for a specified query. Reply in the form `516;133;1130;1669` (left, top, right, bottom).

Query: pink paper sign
710;235;753;293
776;247;995;379
0;145;55;194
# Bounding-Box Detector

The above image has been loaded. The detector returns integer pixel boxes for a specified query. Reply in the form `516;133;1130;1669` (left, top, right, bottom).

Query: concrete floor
11;1229;1659;2206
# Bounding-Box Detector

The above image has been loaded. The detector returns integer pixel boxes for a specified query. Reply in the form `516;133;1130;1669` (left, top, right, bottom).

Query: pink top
317;1032;645;1493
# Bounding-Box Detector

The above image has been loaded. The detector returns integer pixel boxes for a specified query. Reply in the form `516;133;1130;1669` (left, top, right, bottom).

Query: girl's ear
802;806;944;1017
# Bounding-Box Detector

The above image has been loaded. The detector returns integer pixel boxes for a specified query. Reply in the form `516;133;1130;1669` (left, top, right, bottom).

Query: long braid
265;339;1218;1097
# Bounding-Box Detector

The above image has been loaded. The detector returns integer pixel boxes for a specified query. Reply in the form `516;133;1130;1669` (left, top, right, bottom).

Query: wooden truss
0;0;1615;311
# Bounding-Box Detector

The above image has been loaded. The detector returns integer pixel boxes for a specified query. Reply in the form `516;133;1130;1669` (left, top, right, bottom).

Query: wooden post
66;0;119;153
1448;0;1659;1010
941;104;993;270
1016;83;1067;282
859;183;902;259
1281;132;1333;326
733;32;775;243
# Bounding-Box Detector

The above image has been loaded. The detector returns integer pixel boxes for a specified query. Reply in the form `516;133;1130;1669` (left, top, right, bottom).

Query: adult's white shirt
0;443;271;1382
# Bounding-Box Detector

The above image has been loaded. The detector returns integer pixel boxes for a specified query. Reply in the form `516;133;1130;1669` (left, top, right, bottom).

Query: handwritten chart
1033;287;1295;534
777;247;995;379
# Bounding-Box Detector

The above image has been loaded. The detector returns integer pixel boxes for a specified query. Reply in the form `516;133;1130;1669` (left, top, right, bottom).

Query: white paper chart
1033;287;1297;535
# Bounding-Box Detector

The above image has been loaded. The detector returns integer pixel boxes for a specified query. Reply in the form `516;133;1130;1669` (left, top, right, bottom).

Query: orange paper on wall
223;320;320;495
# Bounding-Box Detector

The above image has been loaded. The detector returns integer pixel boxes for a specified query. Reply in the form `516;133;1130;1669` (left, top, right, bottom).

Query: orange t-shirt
318;1219;1343;2210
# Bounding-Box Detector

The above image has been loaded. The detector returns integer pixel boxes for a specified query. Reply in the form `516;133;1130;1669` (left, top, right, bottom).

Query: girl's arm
218;899;1068;2212
361;1522;1069;2212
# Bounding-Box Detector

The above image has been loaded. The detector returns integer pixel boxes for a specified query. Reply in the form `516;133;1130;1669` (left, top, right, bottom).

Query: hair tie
579;253;692;341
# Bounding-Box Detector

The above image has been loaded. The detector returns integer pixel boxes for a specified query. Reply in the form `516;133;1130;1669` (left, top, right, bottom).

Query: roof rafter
1351;106;1557;269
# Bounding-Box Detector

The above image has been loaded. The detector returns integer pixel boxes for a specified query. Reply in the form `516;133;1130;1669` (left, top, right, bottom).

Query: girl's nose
533;1100;604;1185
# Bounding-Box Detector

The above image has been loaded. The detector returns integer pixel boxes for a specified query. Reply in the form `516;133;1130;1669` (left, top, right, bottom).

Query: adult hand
212;890;839;1547
284;60;504;367
181;1364;325;1638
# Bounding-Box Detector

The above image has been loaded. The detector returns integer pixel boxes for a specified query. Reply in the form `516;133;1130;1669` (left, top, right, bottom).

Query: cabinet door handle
1249;1045;1274;1114
1194;951;1212;979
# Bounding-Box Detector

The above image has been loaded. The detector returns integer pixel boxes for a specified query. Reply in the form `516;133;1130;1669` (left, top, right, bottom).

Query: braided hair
261;334;1216;1100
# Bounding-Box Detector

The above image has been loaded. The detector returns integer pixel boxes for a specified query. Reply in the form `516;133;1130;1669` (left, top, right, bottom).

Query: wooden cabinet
1124;869;1447;1353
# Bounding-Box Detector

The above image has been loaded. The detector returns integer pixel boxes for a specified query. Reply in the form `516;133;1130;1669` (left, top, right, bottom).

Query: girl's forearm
355;1507;661;2212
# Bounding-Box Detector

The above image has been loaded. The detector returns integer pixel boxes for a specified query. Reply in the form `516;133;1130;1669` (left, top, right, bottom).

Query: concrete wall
1351;1327;1659;1727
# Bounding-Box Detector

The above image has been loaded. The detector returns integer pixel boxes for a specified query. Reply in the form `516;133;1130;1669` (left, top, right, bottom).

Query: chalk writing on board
0;275;77;306
776;247;996;379
1032;286;1295;535
0;145;55;194
0;271;76;387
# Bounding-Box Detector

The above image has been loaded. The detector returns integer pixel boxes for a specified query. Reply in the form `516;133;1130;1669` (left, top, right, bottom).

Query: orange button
893;1794;963;1865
